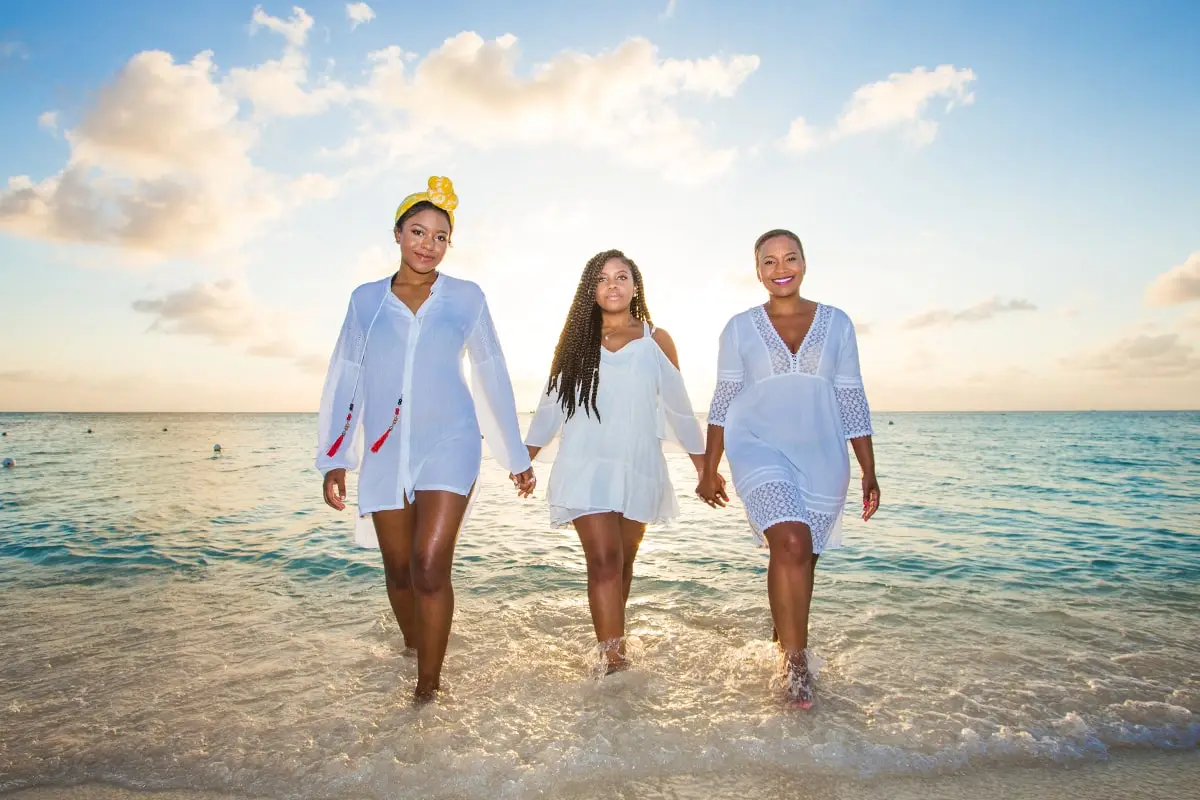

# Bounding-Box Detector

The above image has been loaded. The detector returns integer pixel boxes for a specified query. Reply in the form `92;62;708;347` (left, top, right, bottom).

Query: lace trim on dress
743;481;840;553
751;303;834;376
707;380;743;426
834;386;873;439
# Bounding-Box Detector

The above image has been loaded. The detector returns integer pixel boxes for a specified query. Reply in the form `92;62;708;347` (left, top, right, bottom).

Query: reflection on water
0;412;1197;798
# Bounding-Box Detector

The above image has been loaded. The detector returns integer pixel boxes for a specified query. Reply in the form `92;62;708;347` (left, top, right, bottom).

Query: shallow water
1;411;1197;798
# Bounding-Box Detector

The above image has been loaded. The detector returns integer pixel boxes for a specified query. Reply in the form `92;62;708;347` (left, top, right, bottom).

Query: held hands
861;472;881;521
322;468;348;511
509;467;537;498
695;468;730;508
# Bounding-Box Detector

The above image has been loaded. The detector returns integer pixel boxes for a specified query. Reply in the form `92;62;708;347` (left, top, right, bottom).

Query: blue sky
1;0;1198;412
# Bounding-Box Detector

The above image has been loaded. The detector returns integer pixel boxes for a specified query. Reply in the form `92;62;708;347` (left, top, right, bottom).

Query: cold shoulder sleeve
525;379;566;450
654;344;705;454
316;297;365;475
833;315;873;439
707;317;744;427
466;295;534;475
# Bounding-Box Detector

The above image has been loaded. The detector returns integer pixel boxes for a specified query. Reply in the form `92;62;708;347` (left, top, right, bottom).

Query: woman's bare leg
373;507;419;650
410;489;471;701
572;512;627;671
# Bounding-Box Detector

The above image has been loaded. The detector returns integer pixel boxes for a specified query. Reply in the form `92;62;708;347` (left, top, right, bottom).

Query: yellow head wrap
394;176;458;229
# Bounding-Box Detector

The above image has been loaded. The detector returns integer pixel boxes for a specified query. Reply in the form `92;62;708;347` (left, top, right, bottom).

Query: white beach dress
316;274;532;549
525;323;706;528
707;303;873;552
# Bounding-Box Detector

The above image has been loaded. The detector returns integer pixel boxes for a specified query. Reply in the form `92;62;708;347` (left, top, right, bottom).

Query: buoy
162;427;168;432
213;444;222;453
1;457;13;469
888;421;894;426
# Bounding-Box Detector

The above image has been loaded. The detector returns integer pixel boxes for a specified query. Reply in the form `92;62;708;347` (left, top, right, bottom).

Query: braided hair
546;249;653;422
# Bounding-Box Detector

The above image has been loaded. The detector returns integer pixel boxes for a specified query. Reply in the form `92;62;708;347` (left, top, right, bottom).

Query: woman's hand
861;472;880;521
323;468;348;511
695;469;729;508
510;467;537;498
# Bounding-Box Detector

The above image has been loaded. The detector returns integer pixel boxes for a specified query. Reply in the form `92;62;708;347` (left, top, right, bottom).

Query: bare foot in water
604;657;632;675
413;683;439;705
783;650;815;710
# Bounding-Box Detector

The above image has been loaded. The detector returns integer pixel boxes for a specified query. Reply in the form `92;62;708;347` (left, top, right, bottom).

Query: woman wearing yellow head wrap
316;175;536;703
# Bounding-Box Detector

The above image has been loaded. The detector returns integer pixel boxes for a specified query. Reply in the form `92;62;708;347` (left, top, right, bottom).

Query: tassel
326;433;346;458
369;428;391;453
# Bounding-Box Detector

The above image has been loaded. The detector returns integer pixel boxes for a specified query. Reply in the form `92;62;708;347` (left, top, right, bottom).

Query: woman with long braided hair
524;249;727;673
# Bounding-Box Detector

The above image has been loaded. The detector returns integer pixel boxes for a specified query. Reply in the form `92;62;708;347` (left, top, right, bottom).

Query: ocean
1;411;1197;799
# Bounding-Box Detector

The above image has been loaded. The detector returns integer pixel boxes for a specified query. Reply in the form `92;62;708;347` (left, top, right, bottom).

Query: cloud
37;111;58;134
903;297;1036;329
132;280;323;373
226;6;349;118
782;64;976;153
346;2;376;29
0;46;337;258
1145;252;1200;307
358;33;759;182
661;0;679;19
1073;333;1200;379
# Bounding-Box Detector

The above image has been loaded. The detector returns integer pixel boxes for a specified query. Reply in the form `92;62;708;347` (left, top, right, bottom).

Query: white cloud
781;64;976;153
781;116;822;153
1145;252;1200;307
132;279;323;373
903;297;1036;329
358;33;759;183
226;6;349;117
0;46;337;258
661;0;678;19
37;111;58;134
346;2;376;29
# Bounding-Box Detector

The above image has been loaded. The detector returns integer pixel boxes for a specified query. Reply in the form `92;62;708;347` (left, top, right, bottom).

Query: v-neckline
389;272;441;317
600;322;648;355
759;302;821;357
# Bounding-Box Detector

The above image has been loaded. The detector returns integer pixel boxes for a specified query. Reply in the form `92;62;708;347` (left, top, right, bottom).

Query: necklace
603;317;635;340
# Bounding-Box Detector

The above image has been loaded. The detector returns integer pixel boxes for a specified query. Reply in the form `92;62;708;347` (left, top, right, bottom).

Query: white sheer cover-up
525;324;706;528
707;303;872;552
316;274;531;548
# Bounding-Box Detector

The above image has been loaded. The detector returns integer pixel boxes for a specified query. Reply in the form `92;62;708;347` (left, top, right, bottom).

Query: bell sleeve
834;316;873;439
707;318;744;427
316;297;365;475
525;379;566;452
654;344;705;454
466;296;534;475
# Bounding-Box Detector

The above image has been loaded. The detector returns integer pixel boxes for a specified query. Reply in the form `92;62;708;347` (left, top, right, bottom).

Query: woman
316;176;535;703
524;249;724;673
696;229;879;708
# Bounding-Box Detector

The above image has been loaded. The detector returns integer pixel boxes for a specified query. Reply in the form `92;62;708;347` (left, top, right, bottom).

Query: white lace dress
525;324;706;528
315;274;532;549
707;303;873;551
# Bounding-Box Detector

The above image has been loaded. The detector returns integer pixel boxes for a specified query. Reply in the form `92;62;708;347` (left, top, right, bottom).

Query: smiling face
756;234;806;298
594;256;637;313
394;206;451;274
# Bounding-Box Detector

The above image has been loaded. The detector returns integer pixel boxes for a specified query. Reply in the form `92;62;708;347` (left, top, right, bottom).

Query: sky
1;0;1198;413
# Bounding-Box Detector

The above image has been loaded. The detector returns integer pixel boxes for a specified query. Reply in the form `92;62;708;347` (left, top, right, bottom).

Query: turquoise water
0;412;1197;798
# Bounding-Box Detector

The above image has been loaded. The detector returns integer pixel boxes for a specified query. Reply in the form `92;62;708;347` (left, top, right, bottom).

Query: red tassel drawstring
326;404;355;458
326;433;346;458
369;397;403;454
369;428;391;453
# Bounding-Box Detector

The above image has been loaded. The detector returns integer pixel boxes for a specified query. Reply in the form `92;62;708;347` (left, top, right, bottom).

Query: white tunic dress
707;303;873;552
316;274;532;548
525;324;706;528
